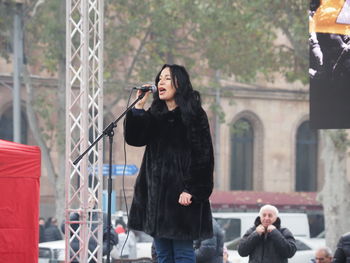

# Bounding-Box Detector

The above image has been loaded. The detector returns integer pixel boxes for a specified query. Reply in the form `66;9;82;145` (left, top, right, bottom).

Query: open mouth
159;87;166;95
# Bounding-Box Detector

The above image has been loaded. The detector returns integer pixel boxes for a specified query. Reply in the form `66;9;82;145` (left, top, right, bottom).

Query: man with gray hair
311;247;332;263
238;204;297;263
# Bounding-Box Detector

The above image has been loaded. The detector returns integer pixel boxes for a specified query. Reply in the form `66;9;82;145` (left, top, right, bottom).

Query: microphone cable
119;88;134;258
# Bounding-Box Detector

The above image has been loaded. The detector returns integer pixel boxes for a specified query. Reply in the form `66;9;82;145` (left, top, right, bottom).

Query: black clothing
238;217;296;263
125;106;214;240
43;224;62;242
333;232;350;263
194;219;224;263
39;225;45;243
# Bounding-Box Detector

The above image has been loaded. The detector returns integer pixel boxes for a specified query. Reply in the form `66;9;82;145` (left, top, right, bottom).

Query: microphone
133;85;157;93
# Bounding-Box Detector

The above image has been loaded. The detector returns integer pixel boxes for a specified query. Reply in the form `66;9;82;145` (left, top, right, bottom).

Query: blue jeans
154;238;195;263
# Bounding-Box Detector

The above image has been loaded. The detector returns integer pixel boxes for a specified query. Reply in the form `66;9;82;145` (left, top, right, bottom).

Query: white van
213;212;310;242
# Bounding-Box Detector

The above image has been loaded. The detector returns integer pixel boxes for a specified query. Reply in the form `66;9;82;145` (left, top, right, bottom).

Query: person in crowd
62;195;118;263
113;217;137;258
115;216;127;230
124;64;214;263
194;218;224;263
39;217;46;243
333;232;350;263
111;224;129;259
238;204;296;263
223;246;232;263
44;217;52;229
310;247;332;263
44;217;62;242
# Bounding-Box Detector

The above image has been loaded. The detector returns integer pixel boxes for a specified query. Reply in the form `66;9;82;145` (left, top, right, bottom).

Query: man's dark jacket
194;219;224;263
44;224;62;242
333;232;350;263
125;107;214;240
238;216;297;263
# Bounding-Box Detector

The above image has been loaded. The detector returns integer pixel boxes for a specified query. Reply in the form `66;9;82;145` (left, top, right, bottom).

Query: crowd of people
40;207;350;263
114;203;350;263
39;216;62;243
309;233;350;263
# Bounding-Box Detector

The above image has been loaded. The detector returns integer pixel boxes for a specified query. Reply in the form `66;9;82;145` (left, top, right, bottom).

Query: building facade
0;58;324;220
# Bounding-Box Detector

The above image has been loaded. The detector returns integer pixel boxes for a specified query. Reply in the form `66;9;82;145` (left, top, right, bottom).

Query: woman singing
124;64;214;263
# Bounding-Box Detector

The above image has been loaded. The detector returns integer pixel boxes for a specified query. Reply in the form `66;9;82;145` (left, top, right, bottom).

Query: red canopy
0;139;41;263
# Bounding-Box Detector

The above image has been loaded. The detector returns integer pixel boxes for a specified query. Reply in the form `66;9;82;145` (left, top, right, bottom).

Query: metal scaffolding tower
65;0;104;262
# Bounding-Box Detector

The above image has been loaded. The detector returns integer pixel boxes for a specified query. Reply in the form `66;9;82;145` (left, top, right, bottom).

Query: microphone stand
73;92;146;263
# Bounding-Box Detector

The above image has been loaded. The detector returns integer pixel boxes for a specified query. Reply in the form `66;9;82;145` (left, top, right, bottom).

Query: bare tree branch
23;64;57;186
104;25;152;116
29;0;46;18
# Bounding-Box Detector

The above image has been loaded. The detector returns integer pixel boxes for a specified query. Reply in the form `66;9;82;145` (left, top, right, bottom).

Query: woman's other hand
178;192;192;206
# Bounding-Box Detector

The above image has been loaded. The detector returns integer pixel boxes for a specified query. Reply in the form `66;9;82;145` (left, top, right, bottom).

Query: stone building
0;55;324;234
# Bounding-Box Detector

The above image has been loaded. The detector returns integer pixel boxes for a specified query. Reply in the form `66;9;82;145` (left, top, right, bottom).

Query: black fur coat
124;106;214;240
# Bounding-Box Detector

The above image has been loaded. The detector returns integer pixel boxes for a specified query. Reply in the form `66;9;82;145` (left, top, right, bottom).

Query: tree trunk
318;130;350;251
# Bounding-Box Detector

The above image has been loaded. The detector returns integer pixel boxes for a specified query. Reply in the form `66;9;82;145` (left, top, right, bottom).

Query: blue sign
102;164;138;176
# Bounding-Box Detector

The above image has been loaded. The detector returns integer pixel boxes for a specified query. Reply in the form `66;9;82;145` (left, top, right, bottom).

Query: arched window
295;121;318;191
230;118;254;190
0;107;28;144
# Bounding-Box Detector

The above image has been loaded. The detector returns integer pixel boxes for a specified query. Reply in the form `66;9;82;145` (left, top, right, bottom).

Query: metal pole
66;0;104;262
12;3;23;143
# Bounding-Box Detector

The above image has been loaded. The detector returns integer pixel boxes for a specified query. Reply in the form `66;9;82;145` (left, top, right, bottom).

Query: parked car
316;230;325;238
225;236;325;263
39;240;65;263
38;232;153;262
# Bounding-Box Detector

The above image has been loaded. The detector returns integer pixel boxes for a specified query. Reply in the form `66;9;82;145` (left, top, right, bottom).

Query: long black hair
150;64;202;126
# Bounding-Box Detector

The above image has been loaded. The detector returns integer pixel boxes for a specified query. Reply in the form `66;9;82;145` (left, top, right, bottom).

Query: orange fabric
0;140;41;263
310;0;350;35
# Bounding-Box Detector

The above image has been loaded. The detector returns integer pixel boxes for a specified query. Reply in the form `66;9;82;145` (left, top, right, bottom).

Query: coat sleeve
269;228;297;258
238;227;262;257
124;108;153;147
333;236;346;263
183;108;214;201
54;227;62;240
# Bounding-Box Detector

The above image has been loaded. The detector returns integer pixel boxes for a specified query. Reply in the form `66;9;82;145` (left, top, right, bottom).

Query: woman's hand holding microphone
134;85;155;109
